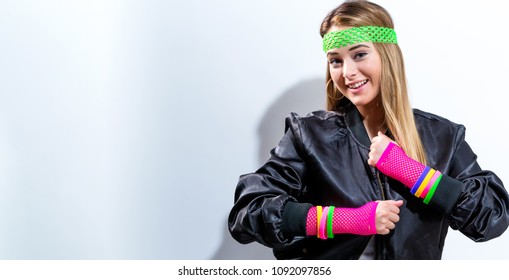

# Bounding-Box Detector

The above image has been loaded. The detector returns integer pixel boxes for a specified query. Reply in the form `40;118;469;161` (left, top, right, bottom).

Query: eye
328;58;343;66
354;52;368;60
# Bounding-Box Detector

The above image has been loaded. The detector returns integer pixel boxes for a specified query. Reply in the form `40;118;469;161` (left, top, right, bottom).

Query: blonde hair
320;0;427;164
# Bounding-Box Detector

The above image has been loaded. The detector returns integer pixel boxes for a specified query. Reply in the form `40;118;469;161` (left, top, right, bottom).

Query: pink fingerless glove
306;201;378;237
376;142;425;187
376;142;443;202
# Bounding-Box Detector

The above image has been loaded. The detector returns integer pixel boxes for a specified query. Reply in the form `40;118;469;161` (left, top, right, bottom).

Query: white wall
0;0;507;259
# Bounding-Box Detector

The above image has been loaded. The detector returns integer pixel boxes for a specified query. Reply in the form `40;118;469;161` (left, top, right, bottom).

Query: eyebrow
349;44;370;51
327;44;370;56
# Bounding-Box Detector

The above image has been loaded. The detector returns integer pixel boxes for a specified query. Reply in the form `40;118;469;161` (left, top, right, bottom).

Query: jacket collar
343;102;372;148
340;101;393;148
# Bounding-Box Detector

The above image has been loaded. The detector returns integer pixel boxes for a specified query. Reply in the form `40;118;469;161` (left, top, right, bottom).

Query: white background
0;0;507;259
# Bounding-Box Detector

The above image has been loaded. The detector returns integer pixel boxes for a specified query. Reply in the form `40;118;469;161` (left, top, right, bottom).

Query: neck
358;103;386;140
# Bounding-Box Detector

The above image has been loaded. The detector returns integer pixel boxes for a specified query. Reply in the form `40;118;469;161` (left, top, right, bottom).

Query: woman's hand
368;131;396;167
375;200;403;235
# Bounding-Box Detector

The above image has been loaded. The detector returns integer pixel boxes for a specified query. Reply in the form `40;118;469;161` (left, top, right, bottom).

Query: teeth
348;80;368;89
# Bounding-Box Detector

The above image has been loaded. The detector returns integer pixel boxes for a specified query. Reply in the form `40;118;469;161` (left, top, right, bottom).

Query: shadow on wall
257;78;326;164
211;78;325;260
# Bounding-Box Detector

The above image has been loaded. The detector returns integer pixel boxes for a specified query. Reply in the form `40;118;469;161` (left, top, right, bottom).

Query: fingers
375;200;403;235
379;212;400;227
371;131;387;143
386;200;403;213
387;212;400;224
367;152;376;167
368;142;382;167
378;217;396;228
393;199;404;207
370;131;386;142
368;132;391;167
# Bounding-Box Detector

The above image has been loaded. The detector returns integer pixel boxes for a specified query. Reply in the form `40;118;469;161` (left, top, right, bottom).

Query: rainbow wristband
424;173;443;204
421;170;441;199
412;168;434;195
411;166;431;194
320;207;329;240
415;169;436;197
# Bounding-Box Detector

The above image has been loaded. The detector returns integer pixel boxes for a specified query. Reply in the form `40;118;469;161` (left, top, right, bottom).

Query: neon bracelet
421;170;441;199
415;169;436;198
320;207;329;240
327;206;335;239
316;206;322;238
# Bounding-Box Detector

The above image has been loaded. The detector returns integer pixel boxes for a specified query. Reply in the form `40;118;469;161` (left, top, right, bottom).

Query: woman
228;0;509;259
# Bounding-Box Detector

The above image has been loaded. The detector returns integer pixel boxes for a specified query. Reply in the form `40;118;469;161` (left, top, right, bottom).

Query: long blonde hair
321;0;427;164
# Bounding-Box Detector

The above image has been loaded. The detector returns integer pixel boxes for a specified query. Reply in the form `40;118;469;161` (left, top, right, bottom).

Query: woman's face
327;27;382;111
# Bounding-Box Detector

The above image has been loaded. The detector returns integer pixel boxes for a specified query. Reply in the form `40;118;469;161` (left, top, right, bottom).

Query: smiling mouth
347;80;368;89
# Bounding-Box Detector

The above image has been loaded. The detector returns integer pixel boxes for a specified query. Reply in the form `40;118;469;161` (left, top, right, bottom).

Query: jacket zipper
375;170;386;200
373;168;385;260
363;167;385;259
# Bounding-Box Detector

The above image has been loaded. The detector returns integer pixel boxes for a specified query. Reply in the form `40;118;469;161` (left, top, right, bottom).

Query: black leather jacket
228;102;509;259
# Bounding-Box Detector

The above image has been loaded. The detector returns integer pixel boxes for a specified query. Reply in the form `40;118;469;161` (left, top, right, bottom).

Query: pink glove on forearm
306;201;378;237
376;142;426;187
376;142;443;202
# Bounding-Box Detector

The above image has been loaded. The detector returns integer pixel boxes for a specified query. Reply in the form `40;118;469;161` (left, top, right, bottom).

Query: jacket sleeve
444;126;509;242
228;114;311;248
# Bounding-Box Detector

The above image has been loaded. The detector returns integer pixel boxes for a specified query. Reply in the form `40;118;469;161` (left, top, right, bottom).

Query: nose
342;60;358;79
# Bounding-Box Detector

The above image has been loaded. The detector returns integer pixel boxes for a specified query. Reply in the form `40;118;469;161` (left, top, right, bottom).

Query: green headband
322;26;398;52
